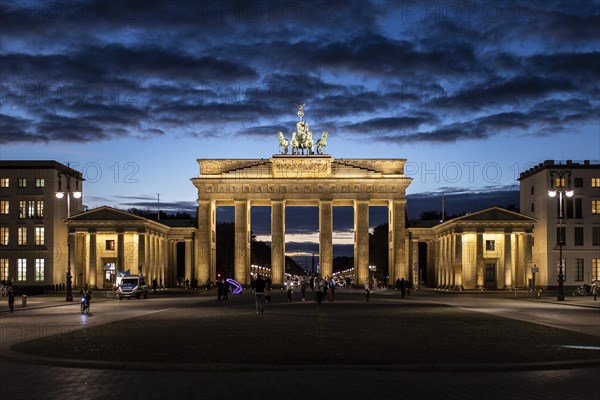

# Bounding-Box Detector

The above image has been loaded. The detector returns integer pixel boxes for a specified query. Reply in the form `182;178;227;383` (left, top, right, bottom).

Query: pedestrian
314;274;325;307
395;278;401;293
253;274;267;313
192;278;198;291
222;278;229;301
364;278;370;302
152;278;158;293
216;278;224;301
399;277;406;298
592;280;597;301
205;279;212;291
300;277;307;301
327;275;335;302
8;285;15;312
285;277;293;302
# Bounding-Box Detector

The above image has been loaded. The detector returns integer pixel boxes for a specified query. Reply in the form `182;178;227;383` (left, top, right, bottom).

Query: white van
118;276;149;300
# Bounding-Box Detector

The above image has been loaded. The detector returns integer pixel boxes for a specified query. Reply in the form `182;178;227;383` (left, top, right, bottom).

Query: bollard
22;295;27;307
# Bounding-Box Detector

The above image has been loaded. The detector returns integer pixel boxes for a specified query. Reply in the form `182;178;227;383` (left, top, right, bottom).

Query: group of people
1;279;15;312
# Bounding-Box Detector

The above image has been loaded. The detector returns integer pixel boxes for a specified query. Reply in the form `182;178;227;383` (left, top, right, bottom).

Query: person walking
399;277;406;298
152;278;158;293
222;278;229;301
216;278;224;301
327;275;335;302
592;280;597;301
253;274;267;313
314;274;325;307
7;285;15;312
300;277;307;301
364;278;371;302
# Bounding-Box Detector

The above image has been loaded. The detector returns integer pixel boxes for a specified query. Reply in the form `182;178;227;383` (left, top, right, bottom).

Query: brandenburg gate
191;106;412;286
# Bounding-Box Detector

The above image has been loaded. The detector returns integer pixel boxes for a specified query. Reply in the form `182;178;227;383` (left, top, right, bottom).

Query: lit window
0;200;8;214
35;178;45;188
485;240;495;251
35;227;45;245
593;200;600;214
555;177;565;188
0;178;8;187
18;178;27;188
593;259;599;281
0;259;8;280
592;178;600;188
28;201;35;218
17;259;26;281
19;200;26;219
36;201;44;218
35;259;45;281
18;227;27;245
0;227;8;245
106;240;115;250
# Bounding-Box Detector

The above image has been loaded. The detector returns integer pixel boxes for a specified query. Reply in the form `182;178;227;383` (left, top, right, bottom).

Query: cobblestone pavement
1;288;599;400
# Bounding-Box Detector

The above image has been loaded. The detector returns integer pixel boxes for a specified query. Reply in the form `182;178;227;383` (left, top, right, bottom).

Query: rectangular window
35;259;45;281
556;227;566;246
0;227;8;245
17;259;26;281
18;227;27;245
485;240;495;251
0;259;8;280
592;178;600;188
593;227;600;246
36;201;44;218
575;259;584;281
555;177;566;188
0;200;8;214
35;178;45;188
530;202;535;212
27;201;35;218
19;200;26;219
574;178;583;188
566;198;574;219
593;259;599;281
35;227;45;245
18;178;26;188
0;178;8;188
106;240;115;250
574;227;584;246
593;200;600;214
530;185;534;195
575;198;582;219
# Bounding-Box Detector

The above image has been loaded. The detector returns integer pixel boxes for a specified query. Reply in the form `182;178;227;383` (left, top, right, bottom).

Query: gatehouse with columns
192;156;413;286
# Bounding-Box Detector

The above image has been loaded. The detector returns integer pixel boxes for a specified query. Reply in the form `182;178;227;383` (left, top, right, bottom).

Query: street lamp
547;169;573;301
56;166;83;302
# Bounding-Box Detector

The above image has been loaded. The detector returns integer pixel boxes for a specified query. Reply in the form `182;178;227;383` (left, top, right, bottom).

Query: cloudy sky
1;1;598;260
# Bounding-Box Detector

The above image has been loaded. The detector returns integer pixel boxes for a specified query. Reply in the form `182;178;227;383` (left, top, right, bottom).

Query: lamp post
56;166;82;302
547;169;573;301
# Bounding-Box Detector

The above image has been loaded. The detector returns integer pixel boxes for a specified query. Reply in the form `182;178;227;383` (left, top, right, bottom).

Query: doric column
319;200;333;279
185;239;192;282
271;200;285;285
354;200;369;286
411;238;419;285
117;232;125;276
88;232;96;288
137;233;145;276
234;200;251;285
436;237;442;288
525;232;533;287
454;232;463;290
476;231;484;289
388;199;407;284
504;231;513;289
197;200;215;284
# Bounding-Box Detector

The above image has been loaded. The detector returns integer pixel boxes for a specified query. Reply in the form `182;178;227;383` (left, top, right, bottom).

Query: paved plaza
0;288;599;399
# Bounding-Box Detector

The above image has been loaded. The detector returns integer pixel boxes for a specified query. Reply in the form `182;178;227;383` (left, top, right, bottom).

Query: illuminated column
234;200;251;285
185;239;192;281
197;200;216;284
525;232;533;287
436;237;442;288
319;200;333;279
455;232;463;290
504;231;513;289
388;199;407;284
449;234;455;288
117;232;125;275
138;233;145;276
411;238;419;285
354;200;369;286
88;232;97;288
271;200;285;285
476;231;484;289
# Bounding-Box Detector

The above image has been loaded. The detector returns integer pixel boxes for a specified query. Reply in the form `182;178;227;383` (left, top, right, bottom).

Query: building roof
69;206;148;222
518;159;599;180
0;160;83;178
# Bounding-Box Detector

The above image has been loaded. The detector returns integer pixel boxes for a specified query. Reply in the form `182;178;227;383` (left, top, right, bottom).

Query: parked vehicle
118;276;149;300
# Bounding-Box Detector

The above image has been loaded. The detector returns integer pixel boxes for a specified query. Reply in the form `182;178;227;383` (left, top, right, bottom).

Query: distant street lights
547;169;573;301
56;167;82;302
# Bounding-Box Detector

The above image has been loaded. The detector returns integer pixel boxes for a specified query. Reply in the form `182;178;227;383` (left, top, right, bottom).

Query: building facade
519;160;600;289
0;161;83;287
